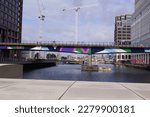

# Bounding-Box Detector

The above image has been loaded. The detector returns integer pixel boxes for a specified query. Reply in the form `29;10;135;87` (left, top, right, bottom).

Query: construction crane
62;4;98;44
37;0;46;41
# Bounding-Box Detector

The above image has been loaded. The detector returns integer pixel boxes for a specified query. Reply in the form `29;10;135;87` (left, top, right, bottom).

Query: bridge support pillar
147;54;149;65
89;54;92;66
81;54;99;72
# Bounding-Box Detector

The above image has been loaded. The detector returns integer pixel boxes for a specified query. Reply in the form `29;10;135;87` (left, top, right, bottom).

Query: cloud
22;0;134;43
72;0;83;6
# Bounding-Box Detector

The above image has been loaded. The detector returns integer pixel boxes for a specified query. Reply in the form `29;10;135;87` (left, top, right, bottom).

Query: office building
114;14;132;45
0;0;23;57
131;0;150;65
114;14;132;63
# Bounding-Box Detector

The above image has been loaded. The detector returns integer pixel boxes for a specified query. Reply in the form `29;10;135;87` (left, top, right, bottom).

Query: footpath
0;78;150;100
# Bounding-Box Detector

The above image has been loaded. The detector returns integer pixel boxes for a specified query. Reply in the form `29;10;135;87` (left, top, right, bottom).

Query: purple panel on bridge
59;48;75;53
0;46;7;49
0;46;24;50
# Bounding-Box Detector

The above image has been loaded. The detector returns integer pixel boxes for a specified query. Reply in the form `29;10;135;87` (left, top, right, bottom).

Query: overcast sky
22;0;134;43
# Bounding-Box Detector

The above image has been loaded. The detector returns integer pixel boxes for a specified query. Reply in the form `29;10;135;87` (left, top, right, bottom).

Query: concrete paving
0;64;23;78
0;78;150;100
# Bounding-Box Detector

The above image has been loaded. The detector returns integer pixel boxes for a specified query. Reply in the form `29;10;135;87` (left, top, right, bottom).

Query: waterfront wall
0;64;23;78
23;61;56;70
0;62;57;78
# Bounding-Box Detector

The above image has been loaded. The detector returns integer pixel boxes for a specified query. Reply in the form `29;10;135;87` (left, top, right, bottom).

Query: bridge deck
0;42;149;49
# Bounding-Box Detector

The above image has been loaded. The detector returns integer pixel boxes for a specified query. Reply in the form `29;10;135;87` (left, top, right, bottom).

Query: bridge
0;41;150;71
0;41;150;54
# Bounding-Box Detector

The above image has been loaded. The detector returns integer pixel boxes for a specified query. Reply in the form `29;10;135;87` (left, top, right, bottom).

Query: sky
22;0;134;43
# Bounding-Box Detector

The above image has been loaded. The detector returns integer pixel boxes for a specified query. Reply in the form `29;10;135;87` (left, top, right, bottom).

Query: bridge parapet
0;57;57;64
0;41;150;49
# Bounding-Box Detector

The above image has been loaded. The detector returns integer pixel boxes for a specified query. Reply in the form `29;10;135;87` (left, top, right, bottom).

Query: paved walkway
0;78;150;100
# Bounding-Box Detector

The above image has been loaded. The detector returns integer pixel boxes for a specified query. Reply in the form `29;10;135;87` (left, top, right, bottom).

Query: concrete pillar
146;54;149;65
147;54;148;64
141;54;143;64
136;55;137;64
89;55;92;66
140;54;142;64
131;54;132;63
120;54;122;60
118;54;120;62
148;54;149;65
147;54;149;65
145;54;146;64
144;54;146;64
29;51;32;59
147;54;148;65
134;54;135;64
131;54;133;64
116;54;119;62
134;54;136;64
137;54;139;64
143;54;145;65
145;54;147;64
144;54;146;65
142;54;144;64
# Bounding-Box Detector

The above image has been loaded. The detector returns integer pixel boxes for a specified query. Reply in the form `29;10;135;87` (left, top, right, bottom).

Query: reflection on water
23;64;150;83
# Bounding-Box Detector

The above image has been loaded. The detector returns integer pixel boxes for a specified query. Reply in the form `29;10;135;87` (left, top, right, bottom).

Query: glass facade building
131;0;150;45
0;0;23;43
0;0;23;58
131;0;150;65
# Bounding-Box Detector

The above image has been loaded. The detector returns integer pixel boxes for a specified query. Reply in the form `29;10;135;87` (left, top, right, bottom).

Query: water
23;64;150;83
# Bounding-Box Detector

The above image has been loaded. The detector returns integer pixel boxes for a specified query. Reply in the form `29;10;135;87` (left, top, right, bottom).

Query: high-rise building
131;0;150;45
131;0;150;65
0;0;23;58
114;14;132;63
114;14;132;45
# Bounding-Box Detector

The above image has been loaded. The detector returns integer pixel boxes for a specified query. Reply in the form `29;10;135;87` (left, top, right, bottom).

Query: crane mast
63;3;98;60
62;4;98;44
37;0;45;41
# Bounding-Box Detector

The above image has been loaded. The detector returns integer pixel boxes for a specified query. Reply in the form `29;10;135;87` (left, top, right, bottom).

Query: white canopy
97;49;127;54
31;46;49;51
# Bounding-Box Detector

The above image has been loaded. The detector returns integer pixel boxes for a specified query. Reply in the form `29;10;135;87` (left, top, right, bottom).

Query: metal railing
0;41;150;48
0;57;57;64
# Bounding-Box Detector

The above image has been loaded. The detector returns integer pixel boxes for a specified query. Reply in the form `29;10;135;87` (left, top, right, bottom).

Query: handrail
0;41;149;48
0;58;57;64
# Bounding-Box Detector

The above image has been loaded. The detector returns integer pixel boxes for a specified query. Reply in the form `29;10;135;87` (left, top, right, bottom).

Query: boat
98;67;112;72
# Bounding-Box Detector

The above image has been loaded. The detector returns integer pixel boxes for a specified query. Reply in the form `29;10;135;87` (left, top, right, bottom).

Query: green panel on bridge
123;48;131;53
75;48;91;55
11;46;17;49
7;46;24;49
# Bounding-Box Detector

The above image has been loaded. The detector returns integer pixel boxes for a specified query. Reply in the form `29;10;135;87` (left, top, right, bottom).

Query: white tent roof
31;46;49;51
97;49;127;54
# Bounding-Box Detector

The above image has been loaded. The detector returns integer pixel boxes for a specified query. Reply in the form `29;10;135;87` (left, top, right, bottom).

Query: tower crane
37;0;46;41
62;4;98;44
32;0;46;59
